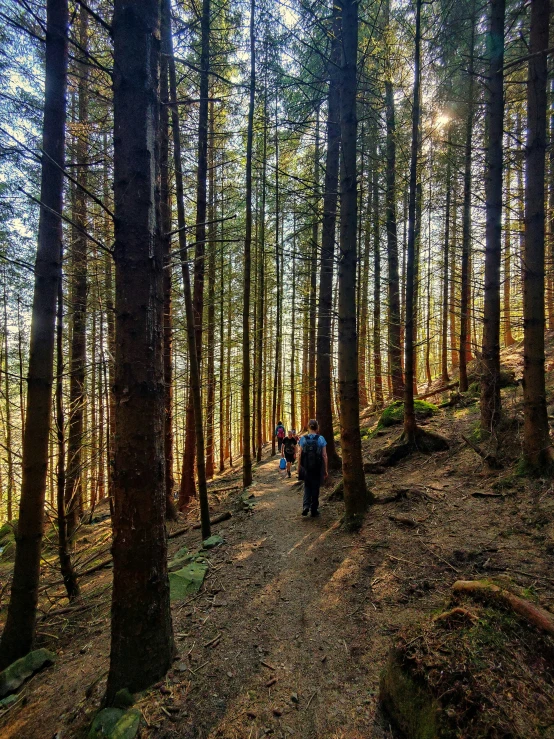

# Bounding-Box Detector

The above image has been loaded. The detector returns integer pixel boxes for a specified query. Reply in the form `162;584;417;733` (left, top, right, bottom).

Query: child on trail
275;421;286;453
281;430;297;478
298;418;328;517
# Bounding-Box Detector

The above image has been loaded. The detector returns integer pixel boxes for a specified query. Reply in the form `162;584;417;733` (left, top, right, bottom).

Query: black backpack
303;434;322;477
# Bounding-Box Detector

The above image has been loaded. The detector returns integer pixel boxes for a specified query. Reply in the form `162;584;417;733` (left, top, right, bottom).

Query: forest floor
1;339;554;738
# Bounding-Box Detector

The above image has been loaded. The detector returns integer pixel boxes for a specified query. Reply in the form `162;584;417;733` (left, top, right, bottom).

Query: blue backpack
279;458;287;470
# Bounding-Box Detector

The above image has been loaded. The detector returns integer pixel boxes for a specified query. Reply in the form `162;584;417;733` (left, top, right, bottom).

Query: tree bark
459;1;476;393
160;0;177;519
55;276;79;600
242;0;255;488
403;0;422;442
0;0;69;670
503;163;515;346
441;128;452;383
308;108;320;420
372;160;383;407
107;0;174;700
338;0;371;527
480;0;505;435
65;4;89;538
523;0;552;469
206;102;216;477
385;75;403;399
316;4;341;468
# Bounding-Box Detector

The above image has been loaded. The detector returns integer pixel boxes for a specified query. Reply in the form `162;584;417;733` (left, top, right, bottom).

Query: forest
0;0;553;736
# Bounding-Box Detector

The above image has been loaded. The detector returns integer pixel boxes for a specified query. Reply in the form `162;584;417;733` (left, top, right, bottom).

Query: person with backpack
281;430;297;478
275;421;286;453
298;418;328;517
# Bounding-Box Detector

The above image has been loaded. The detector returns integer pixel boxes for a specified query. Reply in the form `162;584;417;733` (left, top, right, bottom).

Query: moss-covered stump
380;585;554;738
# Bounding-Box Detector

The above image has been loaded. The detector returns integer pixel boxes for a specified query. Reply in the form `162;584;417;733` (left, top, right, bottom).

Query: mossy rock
202;535;223;550
0;648;56;697
88;707;141;739
169;559;208;601
168;545;191;572
0;523;16;561
378;400;438;429
380;651;442;739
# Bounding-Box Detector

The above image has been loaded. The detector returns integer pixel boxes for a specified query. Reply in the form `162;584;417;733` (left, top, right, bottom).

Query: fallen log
461;434;500;468
452;579;554;637
416;381;459;401
192;511;232;530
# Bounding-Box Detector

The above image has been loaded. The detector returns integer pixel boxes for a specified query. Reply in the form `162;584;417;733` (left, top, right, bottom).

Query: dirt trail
165;458;394;739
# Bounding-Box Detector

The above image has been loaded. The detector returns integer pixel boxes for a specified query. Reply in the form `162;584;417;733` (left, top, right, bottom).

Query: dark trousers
277;437;283;452
303;477;320;514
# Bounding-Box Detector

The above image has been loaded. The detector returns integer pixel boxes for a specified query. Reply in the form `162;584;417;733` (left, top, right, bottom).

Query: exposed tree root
452;579;554;637
367;427;450;470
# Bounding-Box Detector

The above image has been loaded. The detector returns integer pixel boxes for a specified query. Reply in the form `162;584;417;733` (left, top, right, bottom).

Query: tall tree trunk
385;77;403;399
55;277;79;600
481;0;505;434
0;0;68;670
256;89;267;463
272;99;281;454
219;156;226;473
316;4;341;468
372;160;383;407
308;109;320;420
522;0;552;469
242;0;255;488
503;164;515;346
358;188;370;409
449;182;458;369
206;102;216;477
2;275;14;522
165;0;211;533
403;0;421;442
338;0;371;527
459;2;476;393
65;4;89;538
160;1;177;518
106;0;174;700
181;0;211;505
441;129;452;383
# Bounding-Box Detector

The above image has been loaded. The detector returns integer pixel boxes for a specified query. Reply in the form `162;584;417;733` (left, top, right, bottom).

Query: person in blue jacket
298;419;328;517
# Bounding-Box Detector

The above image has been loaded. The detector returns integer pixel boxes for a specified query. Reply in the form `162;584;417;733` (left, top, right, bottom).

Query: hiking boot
288;470;291;478
311;510;320;517
302;508;309;516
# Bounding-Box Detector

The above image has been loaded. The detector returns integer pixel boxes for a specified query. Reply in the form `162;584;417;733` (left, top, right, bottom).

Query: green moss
380;653;441;739
378;400;438;429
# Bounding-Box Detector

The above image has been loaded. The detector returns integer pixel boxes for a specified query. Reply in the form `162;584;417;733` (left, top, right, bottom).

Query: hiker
298;418;328;517
275;420;286;453
281;430;297;478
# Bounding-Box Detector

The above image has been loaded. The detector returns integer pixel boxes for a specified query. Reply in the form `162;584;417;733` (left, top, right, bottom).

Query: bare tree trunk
441;129;452;383
308;109;320;420
503;164;515;346
372;160;383;407
255;89;267;463
0;0;68;670
160;1;177;518
316;4;341;468
271;99;281;454
385;75;403;399
55;277;79;600
242;0;255;488
106;0;174;700
338;0;371;527
481;0;505;434
522;0;552;469
206;102;216;477
403;0;421;442
459;1;476;393
65;4;89;538
358;190;370;409
2;275;14;522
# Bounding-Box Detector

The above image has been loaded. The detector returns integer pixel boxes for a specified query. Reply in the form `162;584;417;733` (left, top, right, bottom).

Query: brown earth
0;351;553;738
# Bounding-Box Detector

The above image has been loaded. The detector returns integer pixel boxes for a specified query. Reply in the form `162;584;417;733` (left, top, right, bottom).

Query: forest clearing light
435;113;450;128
